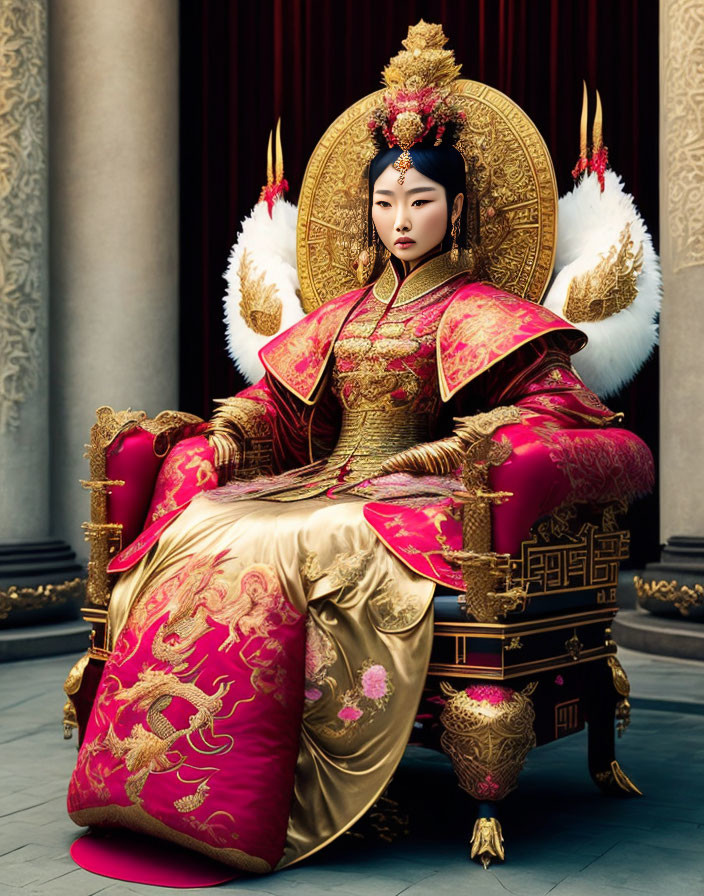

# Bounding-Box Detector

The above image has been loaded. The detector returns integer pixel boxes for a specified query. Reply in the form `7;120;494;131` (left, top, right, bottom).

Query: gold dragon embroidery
100;555;302;816
104;669;230;805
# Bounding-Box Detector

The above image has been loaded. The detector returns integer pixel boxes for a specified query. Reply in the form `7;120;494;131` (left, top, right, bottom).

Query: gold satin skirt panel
108;492;436;867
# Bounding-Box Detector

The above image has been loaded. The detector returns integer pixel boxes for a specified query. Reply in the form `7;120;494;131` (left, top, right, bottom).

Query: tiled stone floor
1;647;704;895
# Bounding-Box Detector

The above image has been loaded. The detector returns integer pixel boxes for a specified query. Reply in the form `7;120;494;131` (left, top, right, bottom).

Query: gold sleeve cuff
380;436;467;476
206;397;274;481
380;406;523;476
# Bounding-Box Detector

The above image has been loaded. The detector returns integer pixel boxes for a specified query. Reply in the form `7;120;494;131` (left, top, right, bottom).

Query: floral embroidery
261;291;356;401
438;287;582;399
305;686;323;702
327;548;375;589
322;659;395;738
304;615;338;686
301;552;325;587
549;431;655;503
368;577;429;633
361;664;388;699
149;446;216;523
476;773;501;798
303;548;376;592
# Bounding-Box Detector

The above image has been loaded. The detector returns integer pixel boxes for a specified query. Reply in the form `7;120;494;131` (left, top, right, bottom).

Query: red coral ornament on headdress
367;21;466;182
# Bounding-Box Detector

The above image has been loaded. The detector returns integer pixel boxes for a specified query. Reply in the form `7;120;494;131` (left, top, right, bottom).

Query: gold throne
64;76;649;870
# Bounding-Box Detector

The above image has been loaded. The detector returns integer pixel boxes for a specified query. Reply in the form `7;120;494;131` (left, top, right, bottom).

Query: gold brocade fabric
258;262;463;501
108;493;435;867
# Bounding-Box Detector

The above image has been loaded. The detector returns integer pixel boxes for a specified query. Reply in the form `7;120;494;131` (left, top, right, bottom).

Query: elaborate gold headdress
296;22;558;310
367;21;465;183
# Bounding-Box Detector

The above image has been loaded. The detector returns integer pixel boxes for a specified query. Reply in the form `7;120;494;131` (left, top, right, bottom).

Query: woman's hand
206;430;242;483
380;407;523;477
380;436;466;476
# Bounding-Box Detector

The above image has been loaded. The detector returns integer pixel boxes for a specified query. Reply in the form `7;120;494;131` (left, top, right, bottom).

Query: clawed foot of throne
470;816;505;869
592;759;643;797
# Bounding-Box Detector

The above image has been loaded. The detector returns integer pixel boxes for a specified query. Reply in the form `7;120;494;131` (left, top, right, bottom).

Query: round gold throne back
296;81;558;312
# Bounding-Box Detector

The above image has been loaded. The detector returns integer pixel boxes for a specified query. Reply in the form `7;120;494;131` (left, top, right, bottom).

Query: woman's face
371;164;463;268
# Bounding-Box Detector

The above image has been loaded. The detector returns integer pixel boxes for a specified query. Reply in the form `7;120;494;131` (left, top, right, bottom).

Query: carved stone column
49;0;179;560
634;0;704;637
0;0;84;629
0;0;49;537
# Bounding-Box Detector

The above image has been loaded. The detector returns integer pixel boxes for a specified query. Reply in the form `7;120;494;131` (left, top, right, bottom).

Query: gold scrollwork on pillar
662;0;704;272
0;0;47;430
634;575;704;617
0;576;85;622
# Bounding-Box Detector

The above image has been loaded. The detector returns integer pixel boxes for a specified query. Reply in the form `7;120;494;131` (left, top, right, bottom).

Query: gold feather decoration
237;249;283;337
564;223;644;323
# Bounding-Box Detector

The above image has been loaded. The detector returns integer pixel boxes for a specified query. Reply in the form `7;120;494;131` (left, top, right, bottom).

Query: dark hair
368;143;467;252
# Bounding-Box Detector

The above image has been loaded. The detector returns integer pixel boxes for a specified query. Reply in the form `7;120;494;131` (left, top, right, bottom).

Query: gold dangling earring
357;223;378;285
450;217;460;264
369;224;378;272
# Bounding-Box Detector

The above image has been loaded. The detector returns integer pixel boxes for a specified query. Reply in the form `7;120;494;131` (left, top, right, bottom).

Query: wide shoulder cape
260;278;586;404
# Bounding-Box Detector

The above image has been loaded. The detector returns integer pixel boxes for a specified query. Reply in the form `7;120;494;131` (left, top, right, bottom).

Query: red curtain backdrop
179;0;659;564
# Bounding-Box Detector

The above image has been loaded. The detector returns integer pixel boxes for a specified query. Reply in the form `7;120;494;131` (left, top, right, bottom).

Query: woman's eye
375;200;391;208
412;199;430;207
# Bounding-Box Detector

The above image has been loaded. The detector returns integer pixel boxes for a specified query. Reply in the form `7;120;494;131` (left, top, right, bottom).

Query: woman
67;23;649;874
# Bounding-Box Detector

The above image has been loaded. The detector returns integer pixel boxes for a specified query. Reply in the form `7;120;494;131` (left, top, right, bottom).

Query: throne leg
439;682;536;868
585;656;642;796
470;802;504;869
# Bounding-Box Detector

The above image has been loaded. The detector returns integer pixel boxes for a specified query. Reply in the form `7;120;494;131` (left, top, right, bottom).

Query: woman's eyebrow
373;186;439;196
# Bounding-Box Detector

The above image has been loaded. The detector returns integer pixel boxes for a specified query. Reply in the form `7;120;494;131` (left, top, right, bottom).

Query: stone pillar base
613;607;704;661
635;537;704;620
0;538;85;627
611;537;704;661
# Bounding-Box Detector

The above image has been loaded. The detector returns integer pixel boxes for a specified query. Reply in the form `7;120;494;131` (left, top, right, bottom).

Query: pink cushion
104;424;211;550
105;429;163;549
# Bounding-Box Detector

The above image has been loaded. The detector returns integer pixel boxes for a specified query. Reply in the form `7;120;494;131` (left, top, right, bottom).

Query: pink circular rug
71;829;240;888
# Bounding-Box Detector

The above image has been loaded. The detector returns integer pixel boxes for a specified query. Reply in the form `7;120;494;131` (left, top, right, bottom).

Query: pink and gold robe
68;253;653;871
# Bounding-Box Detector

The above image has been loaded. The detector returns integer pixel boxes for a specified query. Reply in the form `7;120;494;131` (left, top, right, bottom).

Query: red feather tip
258;178;289;217
571;156;589;181
589;146;609;192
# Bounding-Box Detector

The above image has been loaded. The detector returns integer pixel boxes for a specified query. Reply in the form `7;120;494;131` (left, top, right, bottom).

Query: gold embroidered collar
372;250;475;306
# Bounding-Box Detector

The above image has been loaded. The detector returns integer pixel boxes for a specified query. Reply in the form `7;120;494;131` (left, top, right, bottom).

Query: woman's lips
395;238;415;247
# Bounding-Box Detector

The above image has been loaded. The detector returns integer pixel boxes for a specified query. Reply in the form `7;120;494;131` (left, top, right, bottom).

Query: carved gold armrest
207;396;274;482
450;424;632;624
80;406;202;648
66;406;204;739
442;407;528;622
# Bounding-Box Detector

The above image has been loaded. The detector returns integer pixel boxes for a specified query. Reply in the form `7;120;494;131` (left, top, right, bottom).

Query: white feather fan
543;169;661;398
222;199;304;383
